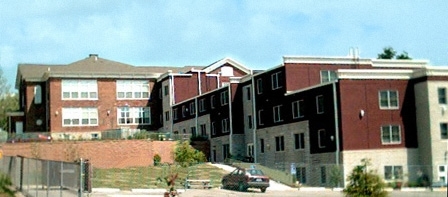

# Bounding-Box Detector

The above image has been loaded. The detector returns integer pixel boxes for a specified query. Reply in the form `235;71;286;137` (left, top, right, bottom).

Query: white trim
372;59;428;68
203;57;251;74
283;56;372;65
337;69;413;80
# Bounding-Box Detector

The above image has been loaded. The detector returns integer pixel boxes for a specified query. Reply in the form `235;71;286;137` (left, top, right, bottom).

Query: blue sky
1;0;447;92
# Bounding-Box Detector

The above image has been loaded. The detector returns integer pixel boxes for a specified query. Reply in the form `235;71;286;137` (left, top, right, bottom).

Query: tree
0;67;18;131
377;47;412;60
343;158;388;197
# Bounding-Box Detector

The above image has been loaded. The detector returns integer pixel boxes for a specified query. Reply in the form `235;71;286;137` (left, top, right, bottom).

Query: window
62;80;98;100
34;85;42;104
441;123;448;139
320;166;327;184
271;71;283;90
62;108;98;126
318;129;326;148
182;105;187;117
379;90;399;109
275;136;285;151
164;85;169;96
273;105;283;123
245;86;251;100
438;165;447;184
439;87;447;104
199;98;206;112
247;143;254;157
296;167;306;184
316;95;324;114
381;125;401;144
191;127;197;137
257;78;263;94
189;102;196;115
118;107;150;125
165;111;170;121
292;100;304;119
223;144;230;159
384;166;403;180
211;122;216;135
211;95;216;109
220;91;229;106
116;80;150;99
158;88;162;99
200;124;207;137
320;70;337;83
258;109;264;126
294;133;305;149
247;115;253;129
260;138;265;153
222;118;229;133
173;108;178;120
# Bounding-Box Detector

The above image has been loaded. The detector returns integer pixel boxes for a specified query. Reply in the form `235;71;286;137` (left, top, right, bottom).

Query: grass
91;163;229;190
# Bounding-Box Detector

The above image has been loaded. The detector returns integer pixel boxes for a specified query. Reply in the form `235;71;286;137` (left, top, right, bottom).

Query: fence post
18;155;24;192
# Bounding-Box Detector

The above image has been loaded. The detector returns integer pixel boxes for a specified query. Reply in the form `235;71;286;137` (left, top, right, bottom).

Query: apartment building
11;53;447;187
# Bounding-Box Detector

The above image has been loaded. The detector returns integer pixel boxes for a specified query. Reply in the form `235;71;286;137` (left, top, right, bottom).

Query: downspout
197;71;202;95
228;85;233;156
332;82;340;165
251;70;258;163
217;72;221;88
169;72;174;135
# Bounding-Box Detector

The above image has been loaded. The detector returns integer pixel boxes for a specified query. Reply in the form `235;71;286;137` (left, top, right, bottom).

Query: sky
1;0;447;92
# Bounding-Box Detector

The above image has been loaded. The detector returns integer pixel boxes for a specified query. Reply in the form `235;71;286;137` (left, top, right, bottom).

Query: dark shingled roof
16;54;204;88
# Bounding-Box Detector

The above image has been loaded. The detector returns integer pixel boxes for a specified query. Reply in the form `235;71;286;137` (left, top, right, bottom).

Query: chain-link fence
0;156;91;197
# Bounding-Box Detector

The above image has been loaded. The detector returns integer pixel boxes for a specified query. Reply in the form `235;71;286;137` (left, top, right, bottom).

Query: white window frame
258;109;264;126
211;95;216;109
116;80;150;100
62;107;98;126
211;121;216;135
199;98;206;112
273;105;283;123
316;95;324;114
257;78;263;94
117;107;151;125
438;165;447;184
292;100;304;119
34;85;42;104
247;115;253;129
220;91;229;106
294;133;305;150
379;90;399;109
381;125;401;144
189;102;196;115
384;165;403;180
222;118;229;133
200;124;207;137
318;129;326;148
62;80;98;100
320;70;337;83
271;71;282;90
245;86;251;100
173;108;178;120
165;111;170;121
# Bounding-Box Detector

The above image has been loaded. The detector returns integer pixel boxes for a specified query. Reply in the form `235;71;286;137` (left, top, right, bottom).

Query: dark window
257;79;263;94
294;133;305;149
271;71;283;90
320;166;327;184
248;115;253;129
275;136;285;151
318;129;326;148
316;95;324;114
246;86;251;100
441;123;448;139
164;85;169;96
260;138;265;153
439;88;447;104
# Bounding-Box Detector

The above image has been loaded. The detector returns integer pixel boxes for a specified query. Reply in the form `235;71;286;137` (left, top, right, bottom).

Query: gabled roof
202;57;251;74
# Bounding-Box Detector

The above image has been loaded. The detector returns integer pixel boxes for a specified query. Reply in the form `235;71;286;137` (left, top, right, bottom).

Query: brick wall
1;140;176;169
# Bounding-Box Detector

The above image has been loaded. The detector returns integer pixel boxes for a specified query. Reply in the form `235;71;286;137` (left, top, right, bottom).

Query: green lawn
91;163;229;190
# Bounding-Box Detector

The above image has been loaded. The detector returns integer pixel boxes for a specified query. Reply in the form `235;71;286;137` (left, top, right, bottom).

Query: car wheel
238;182;247;192
260;187;266;193
221;180;228;189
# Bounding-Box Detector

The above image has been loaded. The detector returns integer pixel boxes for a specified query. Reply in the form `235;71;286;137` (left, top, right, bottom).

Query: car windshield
246;169;264;176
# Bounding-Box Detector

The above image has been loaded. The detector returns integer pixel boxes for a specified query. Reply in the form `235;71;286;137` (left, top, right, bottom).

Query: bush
174;141;206;167
0;173;14;197
343;158;388;197
153;154;161;166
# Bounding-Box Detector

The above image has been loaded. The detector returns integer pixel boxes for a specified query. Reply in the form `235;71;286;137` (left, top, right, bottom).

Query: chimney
89;54;98;61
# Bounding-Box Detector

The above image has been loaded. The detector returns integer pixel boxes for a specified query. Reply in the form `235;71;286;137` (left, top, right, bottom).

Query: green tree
0;172;15;197
377;47;412;60
343;158;388;197
0;67;18;131
174;141;206;167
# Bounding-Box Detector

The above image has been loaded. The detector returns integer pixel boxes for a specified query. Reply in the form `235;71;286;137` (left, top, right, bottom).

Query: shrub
0;173;14;197
343;158;388;197
174;141;206;167
153;154;162;166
